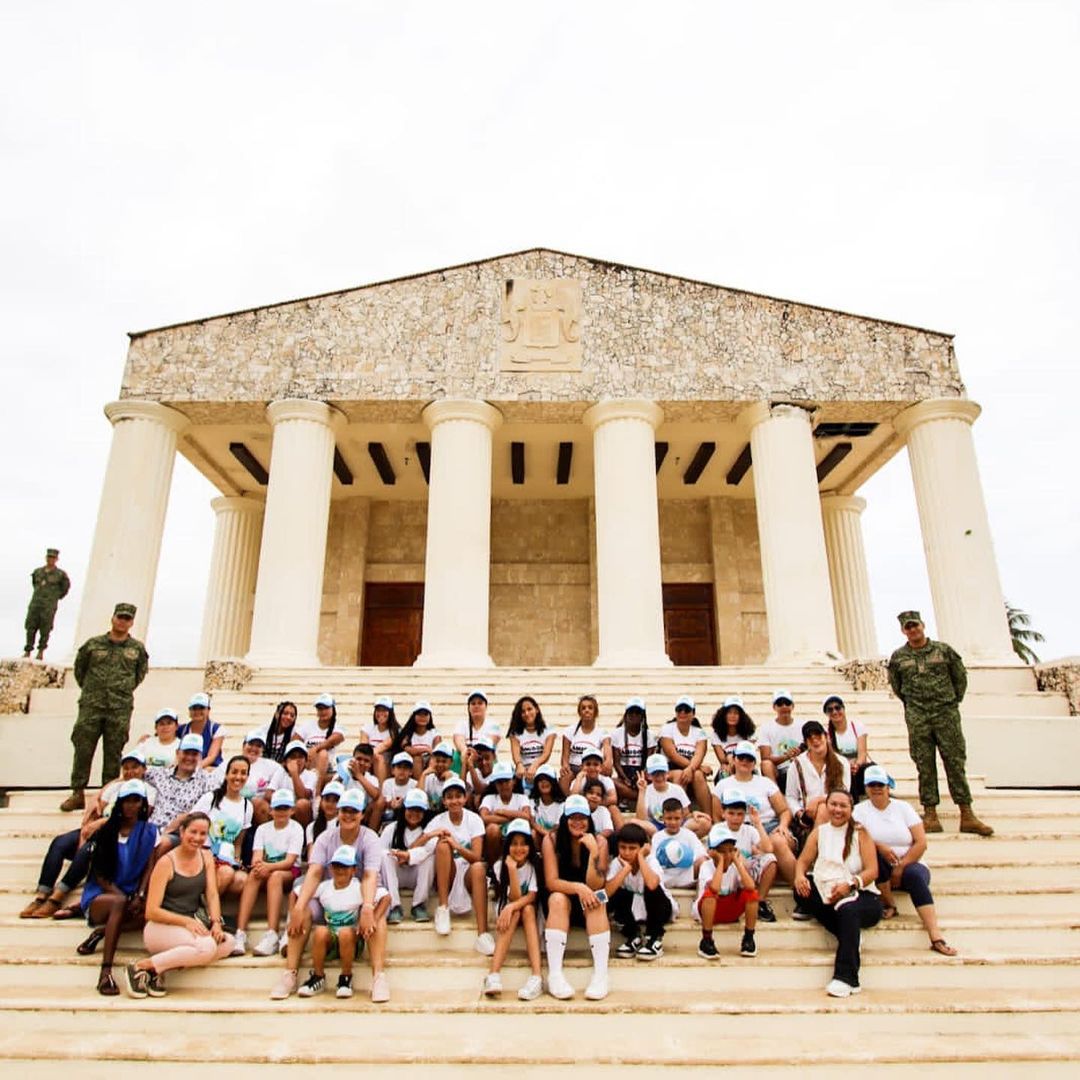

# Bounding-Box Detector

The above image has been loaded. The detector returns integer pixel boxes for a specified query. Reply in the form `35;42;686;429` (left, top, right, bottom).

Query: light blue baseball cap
863;765;895;789
404;789;430;810
562;794;591;818
646;753;669;775
330;844;357;867
708;823;740;849
179;733;204;753
489;762;514;782
270;789;295;809
339;789;365;812
505;819;532;837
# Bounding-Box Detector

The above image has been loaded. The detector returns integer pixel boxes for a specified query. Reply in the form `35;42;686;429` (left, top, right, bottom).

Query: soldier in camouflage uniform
23;548;71;661
60;602;149;812
887;610;993;836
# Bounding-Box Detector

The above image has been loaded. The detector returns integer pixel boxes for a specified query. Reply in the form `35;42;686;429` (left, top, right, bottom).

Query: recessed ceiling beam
725;444;752;486
683;441;716;485
655;442;669;473
511;442;525;485
367;442;396;485
816;441;853;482
228;442;269;485
333;448;353;486
416;442;431;483
556;442;573;485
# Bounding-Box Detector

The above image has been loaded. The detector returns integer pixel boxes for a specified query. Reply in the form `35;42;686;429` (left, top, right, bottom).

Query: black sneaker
145;971;167;997
336;973;354;999
121;963;148;999
616;935;642;959
636;936;664;961
792;900;814;921
698;936;719;960
297;970;326;997
758;899;777;923
740;930;757;957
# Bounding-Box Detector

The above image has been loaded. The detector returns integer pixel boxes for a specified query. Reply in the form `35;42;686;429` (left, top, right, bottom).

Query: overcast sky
1;1;1076;667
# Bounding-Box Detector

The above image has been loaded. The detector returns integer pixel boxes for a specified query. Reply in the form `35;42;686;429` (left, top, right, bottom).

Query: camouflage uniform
24;564;71;654
70;631;149;790
887;637;971;808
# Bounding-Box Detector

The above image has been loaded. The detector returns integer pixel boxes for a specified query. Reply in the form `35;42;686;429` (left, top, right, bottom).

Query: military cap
897;610;922;626
114;602;137;618
46;548;59;557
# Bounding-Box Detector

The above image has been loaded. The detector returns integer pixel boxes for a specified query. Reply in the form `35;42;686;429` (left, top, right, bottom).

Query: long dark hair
373;702;401;740
310;797;336;845
265;701;299;762
553;812;596;869
508;696;546;737
91;793;150;884
530;773;566;806
494;828;544;910
615;705;649;762
391;707;436;756
315;701;338;737
389;801;431;850
826;788;857;860
211;756;250;810
571;695;599;736
712;704;755;741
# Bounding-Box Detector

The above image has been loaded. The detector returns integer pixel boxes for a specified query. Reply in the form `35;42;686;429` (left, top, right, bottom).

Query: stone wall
710;498;768;665
489;499;592;666
319;498;370;666
0;660;64;714
122;250;962;412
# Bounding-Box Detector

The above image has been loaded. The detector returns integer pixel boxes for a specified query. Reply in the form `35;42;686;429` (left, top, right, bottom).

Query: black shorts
544;892;588;928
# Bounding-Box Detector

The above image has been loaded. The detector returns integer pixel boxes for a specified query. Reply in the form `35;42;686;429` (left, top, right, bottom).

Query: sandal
930;938;958;956
881;905;898;920
76;928;105;956
97;967;119;996
52;905;81;921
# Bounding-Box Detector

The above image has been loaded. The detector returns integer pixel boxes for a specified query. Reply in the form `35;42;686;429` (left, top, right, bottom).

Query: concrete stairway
1;665;1078;1071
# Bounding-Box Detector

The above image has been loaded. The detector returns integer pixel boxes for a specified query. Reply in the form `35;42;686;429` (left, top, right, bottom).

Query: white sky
1;1;1076;665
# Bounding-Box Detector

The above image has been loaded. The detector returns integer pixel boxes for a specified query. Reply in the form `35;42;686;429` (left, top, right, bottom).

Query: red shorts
698;886;758;924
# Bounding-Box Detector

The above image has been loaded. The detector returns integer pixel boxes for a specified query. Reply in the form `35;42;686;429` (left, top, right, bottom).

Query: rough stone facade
122;249;962;420
0;660;64;714
1035;659;1080;717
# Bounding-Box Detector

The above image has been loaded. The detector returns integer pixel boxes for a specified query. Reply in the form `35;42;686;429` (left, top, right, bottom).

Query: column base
413;651;495;669
593;650;673;669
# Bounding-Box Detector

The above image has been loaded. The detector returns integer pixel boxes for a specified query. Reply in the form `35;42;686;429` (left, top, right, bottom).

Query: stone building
73;249;1015;670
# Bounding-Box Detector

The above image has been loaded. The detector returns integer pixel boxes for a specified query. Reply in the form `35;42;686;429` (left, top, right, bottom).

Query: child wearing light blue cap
379;788;435;924
379;751;419;825
479;762;532;864
305;846;362;999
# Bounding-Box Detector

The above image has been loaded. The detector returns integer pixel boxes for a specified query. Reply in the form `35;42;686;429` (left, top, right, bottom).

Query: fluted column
415;399;502;667
742;402;839;663
821;494;879;658
247;399;343;666
584;399;671;667
199;497;264;661
894;399;1014;662
74;400;188;646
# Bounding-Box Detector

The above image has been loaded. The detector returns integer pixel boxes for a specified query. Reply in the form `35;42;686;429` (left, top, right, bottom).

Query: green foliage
1006;602;1045;665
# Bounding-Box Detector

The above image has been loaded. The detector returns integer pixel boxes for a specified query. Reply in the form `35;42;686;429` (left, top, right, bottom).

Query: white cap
624;696;646;712
154;708;178;723
581;747;603;761
646;753;669;775
330;844;357;867
270;789;295;809
473;736;496;752
675;695;695;712
412;700;433;714
732;740;758;760
489;762;514;782
179;733;204;753
120;747;146;765
188;692;211;709
321;780;345;799
467;689;488;703
562;794;591;817
505;818;532;838
772;689;794;705
244;728;268;745
707;823;740;849
339;790;365;812
721;695;744;710
404;789;430;810
441;776;466;794
391;751;413;767
721;786;749;807
534;763;559;782
284;739;309;757
115;778;148;802
314;693;335;708
374;696;394;711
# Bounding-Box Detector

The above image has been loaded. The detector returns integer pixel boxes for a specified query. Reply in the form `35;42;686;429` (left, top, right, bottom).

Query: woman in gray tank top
121;812;234;998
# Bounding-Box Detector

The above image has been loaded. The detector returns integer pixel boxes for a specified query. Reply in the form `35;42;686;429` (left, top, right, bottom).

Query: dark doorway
359;583;424;666
663;583;718;666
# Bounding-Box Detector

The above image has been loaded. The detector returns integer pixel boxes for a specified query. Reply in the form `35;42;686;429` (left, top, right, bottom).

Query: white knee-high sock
588;931;611;977
545;928;567;977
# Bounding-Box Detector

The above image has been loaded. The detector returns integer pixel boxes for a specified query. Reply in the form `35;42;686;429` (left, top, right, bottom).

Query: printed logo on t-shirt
654;835;694;870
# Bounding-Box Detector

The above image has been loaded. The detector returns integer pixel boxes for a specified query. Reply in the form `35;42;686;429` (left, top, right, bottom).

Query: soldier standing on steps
887;610;993;837
22;547;71;661
60;602;149;813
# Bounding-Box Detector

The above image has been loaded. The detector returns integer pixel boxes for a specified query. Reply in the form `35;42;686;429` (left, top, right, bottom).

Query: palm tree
1006;602;1045;665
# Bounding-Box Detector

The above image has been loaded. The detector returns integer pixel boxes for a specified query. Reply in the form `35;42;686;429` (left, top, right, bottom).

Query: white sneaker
253;930;279;957
434;904;451;936
483;972;503;996
278;931;289;955
547;972;575;1000
269;969;298;1000
230;930;247;956
370;971;390;1003
475;932;495;956
584;972;609;1001
518;974;544;1001
826;978;856;998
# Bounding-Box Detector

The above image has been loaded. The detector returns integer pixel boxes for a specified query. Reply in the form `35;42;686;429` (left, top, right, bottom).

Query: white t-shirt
513;730;549;767
242;757;287;799
730;822;762;860
360;722;396;749
696;858;742;899
532;798;563;832
405;728;439;757
466;768;495;797
829;718;868;760
422;771;451;810
192;792;253;862
609;854;673;919
658;721;707;763
591;805;614;833
381;777;417;803
454;719;501;749
643;782;690;827
492;858;538;911
610;725;651;772
709;730;756;759
379;821;426;852
852;798;921;858
785;754;852;813
479;792;530;818
575;773;615;798
253;819;305;863
565;725;609;769
139;735;179;769
424;809;485;857
759;719;801;760
651;826;706;888
714;774;782;826
315;877;361;928
295;720;340;751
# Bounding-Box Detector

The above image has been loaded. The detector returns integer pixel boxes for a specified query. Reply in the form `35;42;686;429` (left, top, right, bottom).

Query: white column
247;399;343;667
893;398;1014;663
821;494;879;658
584;399;671;668
74;400;188;646
199;497;264;661
742;402;840;663
415;400;502;668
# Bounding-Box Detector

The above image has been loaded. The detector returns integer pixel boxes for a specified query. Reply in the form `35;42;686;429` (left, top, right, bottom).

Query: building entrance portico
74;249;1017;670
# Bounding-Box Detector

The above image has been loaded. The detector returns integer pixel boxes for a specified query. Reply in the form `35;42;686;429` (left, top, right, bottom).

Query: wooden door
359;583;424;666
663;583;718;666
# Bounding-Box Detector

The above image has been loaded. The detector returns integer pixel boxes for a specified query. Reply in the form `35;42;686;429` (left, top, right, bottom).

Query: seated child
605;822;674;960
303;844;363;1000
694;823;760;960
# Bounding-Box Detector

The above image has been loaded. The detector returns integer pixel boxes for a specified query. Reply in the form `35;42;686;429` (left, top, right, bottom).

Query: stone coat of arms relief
499;278;583;372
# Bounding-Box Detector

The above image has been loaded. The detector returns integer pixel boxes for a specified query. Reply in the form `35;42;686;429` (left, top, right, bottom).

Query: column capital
820;494;867;516
211;495;265;515
266;398;346;432
104;399;189;434
893;398;980;438
422;398;503;432
583;398;663;432
738;400;815;436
